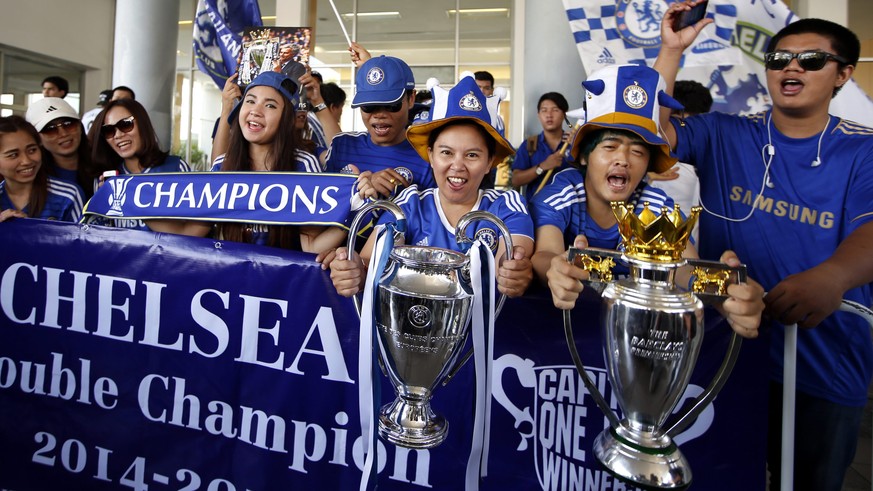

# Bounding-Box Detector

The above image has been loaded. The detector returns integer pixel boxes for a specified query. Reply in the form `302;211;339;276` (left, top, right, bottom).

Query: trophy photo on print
346;200;511;448
563;202;746;489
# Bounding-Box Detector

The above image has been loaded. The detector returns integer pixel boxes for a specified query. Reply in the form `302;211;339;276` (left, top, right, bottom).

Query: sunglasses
360;102;404;114
101;116;136;139
41;119;78;136
763;51;848;71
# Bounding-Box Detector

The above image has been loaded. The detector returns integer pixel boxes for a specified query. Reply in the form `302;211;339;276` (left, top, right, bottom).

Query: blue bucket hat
227;70;299;124
569;64;683;173
351;56;415;108
406;73;515;166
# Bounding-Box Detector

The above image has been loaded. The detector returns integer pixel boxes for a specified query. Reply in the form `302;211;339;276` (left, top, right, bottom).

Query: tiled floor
843;388;873;491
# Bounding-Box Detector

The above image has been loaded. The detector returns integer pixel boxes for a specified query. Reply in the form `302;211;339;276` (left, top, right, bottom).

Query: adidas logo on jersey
415;237;429;247
597;47;615;64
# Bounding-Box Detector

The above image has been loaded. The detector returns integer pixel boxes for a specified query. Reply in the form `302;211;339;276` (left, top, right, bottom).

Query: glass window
174;0;512;152
0;46;84;117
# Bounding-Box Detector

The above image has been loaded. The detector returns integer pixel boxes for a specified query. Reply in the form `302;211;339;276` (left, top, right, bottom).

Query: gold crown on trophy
612;201;701;262
249;28;273;41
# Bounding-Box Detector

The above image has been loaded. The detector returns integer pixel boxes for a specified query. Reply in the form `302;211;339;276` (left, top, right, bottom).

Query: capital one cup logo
492;354;714;490
106;177;134;217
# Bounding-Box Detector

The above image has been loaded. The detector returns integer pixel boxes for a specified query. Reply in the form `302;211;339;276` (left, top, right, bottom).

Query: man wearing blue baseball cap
323;55;435;198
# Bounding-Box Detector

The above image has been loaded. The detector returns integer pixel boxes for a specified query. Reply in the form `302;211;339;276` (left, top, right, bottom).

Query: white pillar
112;0;179;149
519;0;586;141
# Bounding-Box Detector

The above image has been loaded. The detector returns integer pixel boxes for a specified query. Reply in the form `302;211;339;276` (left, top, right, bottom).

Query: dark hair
218;84;304;250
42;76;69;97
41;120;94;198
474;71;495;86
0;116;49;216
320;82;347;108
673;80;713;116
577;128;656;170
86;99;169;185
112;85;136;100
98;89;114;106
537;92;569;113
766;18;859;97
426;120;496;189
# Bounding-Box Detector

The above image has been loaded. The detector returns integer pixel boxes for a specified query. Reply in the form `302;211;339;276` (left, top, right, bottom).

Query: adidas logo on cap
46;105;59;113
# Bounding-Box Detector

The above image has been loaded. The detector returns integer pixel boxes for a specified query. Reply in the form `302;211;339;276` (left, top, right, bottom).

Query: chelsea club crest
623;83;648;109
459;91;483;112
474;228;499;252
366;67;385;85
615;0;665;48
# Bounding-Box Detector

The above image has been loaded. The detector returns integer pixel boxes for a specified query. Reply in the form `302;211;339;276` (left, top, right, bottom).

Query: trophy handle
454;210;513;315
345;199;406;318
666;330;742;437
563;309;622;429
441;211;513;386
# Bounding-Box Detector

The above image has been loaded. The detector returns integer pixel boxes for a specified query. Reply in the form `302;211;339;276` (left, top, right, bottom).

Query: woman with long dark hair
25;97;94;197
84;98;189;230
0;116;84;222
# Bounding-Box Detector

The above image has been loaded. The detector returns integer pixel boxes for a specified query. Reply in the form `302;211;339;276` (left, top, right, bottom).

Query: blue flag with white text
193;0;263;88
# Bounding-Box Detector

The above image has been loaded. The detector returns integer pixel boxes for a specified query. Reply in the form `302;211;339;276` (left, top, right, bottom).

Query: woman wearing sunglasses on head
25;97;94;198
84;98;190;230
0;116;84;223
656;7;873;491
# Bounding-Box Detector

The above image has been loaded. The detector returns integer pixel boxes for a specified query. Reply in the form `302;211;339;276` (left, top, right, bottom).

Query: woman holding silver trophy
325;73;534;298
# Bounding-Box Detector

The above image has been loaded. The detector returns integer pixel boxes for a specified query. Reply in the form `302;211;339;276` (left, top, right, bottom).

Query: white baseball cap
25;97;80;132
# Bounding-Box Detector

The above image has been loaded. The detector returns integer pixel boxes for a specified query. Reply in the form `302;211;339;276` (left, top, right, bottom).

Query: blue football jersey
674;110;873;406
324;132;436;190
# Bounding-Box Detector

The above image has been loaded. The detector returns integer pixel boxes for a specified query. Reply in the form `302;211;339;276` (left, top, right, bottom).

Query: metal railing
781;300;873;491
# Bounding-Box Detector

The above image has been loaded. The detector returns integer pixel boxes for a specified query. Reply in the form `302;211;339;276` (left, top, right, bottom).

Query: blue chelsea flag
193;0;262;88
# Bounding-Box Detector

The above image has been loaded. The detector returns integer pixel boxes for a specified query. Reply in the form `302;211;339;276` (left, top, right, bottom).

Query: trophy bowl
564;203;744;489
374;245;474;448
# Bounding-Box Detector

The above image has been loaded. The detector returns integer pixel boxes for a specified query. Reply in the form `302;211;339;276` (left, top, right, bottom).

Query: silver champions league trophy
564;202;746;489
347;200;512;448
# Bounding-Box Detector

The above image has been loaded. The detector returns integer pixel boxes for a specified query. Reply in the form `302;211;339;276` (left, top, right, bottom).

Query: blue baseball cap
351;56;415;108
227;71;299;125
406;73;515;166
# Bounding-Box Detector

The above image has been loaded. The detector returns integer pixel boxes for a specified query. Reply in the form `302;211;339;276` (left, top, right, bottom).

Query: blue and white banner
564;0;741;73
194;0;263;88
83;172;358;226
563;0;873;124
0;219;768;490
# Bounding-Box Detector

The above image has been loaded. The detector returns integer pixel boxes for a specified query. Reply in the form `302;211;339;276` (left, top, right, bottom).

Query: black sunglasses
360;101;404;114
101;116;136;139
41;119;78;136
764;51;848;71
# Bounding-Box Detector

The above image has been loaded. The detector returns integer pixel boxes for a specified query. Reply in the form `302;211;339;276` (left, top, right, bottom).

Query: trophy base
378;397;448;449
594;424;691;490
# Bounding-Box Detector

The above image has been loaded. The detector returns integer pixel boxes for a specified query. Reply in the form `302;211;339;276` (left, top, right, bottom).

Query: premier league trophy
347;201;511;448
564;202;745;489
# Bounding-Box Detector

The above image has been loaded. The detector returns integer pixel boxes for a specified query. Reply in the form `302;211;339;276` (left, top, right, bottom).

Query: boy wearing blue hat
323;56;436;197
531;64;764;337
326;73;534;298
